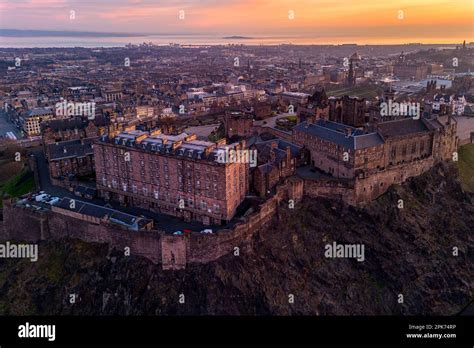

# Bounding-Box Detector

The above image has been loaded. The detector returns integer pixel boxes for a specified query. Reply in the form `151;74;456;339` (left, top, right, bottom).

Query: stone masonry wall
0;177;305;269
301;158;437;204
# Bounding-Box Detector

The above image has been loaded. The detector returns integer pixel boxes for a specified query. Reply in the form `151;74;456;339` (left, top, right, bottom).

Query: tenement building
21;107;54;136
250;139;304;197
46;137;97;185
293;116;458;203
94;130;249;225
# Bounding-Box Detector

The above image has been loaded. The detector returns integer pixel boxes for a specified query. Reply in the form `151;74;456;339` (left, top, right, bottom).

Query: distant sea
0;34;463;48
0;35;317;48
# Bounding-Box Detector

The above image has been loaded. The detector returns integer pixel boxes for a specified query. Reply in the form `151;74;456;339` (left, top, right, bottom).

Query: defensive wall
301;157;436;204
0;177;304;270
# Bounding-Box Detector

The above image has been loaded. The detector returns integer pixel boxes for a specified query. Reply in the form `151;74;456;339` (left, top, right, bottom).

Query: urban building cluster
0;42;473;230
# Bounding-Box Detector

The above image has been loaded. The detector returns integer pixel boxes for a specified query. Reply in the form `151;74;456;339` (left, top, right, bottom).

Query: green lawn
0;168;35;208
457;143;474;193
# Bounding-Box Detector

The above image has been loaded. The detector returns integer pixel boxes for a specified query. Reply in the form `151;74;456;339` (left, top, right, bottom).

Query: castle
298;87;367;127
0;86;461;269
292;116;458;203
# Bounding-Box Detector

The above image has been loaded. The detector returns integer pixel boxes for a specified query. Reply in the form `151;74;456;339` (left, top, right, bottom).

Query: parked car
41;194;51;202
46;197;60;205
200;229;213;234
35;194;48;202
173;231;183;235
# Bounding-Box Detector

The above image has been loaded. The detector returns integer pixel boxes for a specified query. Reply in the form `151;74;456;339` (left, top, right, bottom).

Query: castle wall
46;211;164;263
1;199;47;241
301;157;436;204
353;157;435;203
302;179;356;205
0;178;304;269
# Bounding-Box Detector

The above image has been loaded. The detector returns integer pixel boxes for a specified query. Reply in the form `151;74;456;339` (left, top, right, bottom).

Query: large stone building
224;110;254;138
298;88;367;127
251;139;304;197
41;115;110;147
346;52;361;87
22;107;54;136
94;130;249;225
393;52;428;81
293;116;458;202
46;137;96;183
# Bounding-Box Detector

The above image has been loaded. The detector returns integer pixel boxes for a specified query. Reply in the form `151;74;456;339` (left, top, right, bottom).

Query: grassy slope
457;143;474;193
0;169;35;208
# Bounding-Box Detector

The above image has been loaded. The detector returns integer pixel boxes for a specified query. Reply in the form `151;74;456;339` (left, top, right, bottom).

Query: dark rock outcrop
0;162;472;315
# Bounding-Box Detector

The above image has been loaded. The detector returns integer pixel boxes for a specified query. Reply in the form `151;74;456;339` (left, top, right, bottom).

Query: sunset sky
0;0;473;43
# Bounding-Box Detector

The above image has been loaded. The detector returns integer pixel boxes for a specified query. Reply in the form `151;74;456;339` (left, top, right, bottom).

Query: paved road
253;112;294;128
455;116;474;142
0;110;22;139
31;147;239;233
184;123;219;138
438;115;474;143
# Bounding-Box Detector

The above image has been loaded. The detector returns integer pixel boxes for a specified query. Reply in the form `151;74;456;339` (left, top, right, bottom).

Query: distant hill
223;36;253;40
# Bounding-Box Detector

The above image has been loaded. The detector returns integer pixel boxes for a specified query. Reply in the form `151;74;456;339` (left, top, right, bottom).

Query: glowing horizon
0;0;473;44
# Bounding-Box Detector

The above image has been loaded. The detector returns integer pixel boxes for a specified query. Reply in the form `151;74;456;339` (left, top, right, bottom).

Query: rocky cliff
0;162;472;315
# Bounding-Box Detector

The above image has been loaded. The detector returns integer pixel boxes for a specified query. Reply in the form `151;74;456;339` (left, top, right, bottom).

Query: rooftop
55;197;152;231
294;120;383;150
377;118;431;138
27;107;53;117
101;131;242;164
47;137;96;161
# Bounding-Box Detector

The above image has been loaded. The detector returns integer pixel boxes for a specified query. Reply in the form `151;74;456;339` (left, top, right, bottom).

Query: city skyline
0;0;473;44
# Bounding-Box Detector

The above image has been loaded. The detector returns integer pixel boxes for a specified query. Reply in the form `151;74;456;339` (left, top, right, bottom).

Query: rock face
0;162;472;315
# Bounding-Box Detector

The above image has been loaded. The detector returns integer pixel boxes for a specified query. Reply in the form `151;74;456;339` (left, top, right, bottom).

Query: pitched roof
294;120;382;150
377;118;430;138
55;197;151;230
27;107;53;117
47;137;96;160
